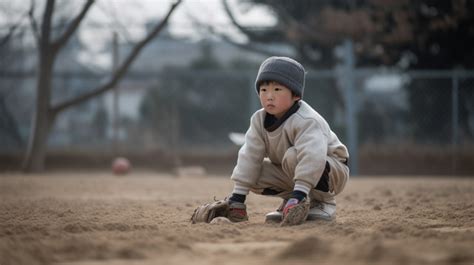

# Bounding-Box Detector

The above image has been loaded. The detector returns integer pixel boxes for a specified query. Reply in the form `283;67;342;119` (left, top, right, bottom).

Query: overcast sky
89;0;276;45
0;0;275;68
0;0;274;40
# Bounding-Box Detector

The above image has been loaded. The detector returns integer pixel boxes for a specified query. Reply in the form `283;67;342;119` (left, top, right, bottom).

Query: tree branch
50;0;183;114
185;9;290;58
52;0;95;53
219;0;327;61
28;0;40;46
0;13;26;48
207;24;278;58
96;1;134;44
40;0;55;47
230;1;335;67
270;2;330;45
222;0;258;40
222;0;283;42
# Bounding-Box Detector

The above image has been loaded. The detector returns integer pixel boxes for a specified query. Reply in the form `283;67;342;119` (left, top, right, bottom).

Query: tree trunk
22;50;55;172
21;0;182;172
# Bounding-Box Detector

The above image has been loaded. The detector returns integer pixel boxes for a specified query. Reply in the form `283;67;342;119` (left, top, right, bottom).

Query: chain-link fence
1;68;473;175
354;70;474;175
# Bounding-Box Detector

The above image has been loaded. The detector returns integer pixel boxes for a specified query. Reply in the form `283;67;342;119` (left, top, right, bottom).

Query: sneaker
264;199;287;223
228;201;248;222
307;200;336;221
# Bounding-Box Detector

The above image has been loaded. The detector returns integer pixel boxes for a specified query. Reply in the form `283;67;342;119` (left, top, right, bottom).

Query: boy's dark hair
255;56;306;98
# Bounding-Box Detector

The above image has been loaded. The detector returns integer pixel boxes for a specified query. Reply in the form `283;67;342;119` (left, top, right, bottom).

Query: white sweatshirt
231;100;349;195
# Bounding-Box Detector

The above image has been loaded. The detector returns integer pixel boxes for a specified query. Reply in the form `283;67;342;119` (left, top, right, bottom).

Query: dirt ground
1;171;473;265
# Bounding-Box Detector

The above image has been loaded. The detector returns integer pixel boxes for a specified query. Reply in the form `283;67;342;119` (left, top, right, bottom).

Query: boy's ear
293;95;301;101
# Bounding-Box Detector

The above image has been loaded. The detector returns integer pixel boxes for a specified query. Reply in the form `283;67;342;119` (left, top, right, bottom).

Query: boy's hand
282;198;300;216
281;198;310;226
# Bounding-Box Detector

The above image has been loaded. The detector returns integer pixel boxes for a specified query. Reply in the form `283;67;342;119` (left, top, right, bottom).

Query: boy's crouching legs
247;159;295;223
308;157;349;221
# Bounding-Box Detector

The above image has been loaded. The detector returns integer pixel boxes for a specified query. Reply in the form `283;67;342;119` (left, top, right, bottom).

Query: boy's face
259;81;300;119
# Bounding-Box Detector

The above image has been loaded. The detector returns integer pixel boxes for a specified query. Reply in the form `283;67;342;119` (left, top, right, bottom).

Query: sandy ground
1;171;473;265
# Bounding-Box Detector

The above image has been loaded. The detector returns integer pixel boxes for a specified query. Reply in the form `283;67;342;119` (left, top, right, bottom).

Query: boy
192;56;349;226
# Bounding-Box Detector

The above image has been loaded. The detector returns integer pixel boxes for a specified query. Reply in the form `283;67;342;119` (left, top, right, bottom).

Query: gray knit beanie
255;56;306;97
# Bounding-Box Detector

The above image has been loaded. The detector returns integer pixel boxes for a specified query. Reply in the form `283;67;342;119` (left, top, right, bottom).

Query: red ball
112;157;131;175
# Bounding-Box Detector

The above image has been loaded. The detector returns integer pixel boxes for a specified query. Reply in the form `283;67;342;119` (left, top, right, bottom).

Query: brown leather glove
191;199;248;223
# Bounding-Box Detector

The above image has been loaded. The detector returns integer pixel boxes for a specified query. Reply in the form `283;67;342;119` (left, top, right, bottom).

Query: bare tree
22;0;183;172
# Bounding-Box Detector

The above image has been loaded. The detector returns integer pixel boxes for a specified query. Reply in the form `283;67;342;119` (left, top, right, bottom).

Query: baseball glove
191;199;229;224
191;199;248;224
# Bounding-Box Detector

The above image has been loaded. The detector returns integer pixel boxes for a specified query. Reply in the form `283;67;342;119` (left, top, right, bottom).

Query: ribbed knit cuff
294;181;311;195
290;190;307;202
229;193;246;203
232;183;250;195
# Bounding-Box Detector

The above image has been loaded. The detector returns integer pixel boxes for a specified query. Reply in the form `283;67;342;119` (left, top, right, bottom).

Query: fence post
343;39;358;175
451;70;459;174
112;31;120;155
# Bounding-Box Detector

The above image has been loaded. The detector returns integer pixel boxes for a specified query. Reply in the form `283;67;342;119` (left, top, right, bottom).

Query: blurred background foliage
0;0;473;175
